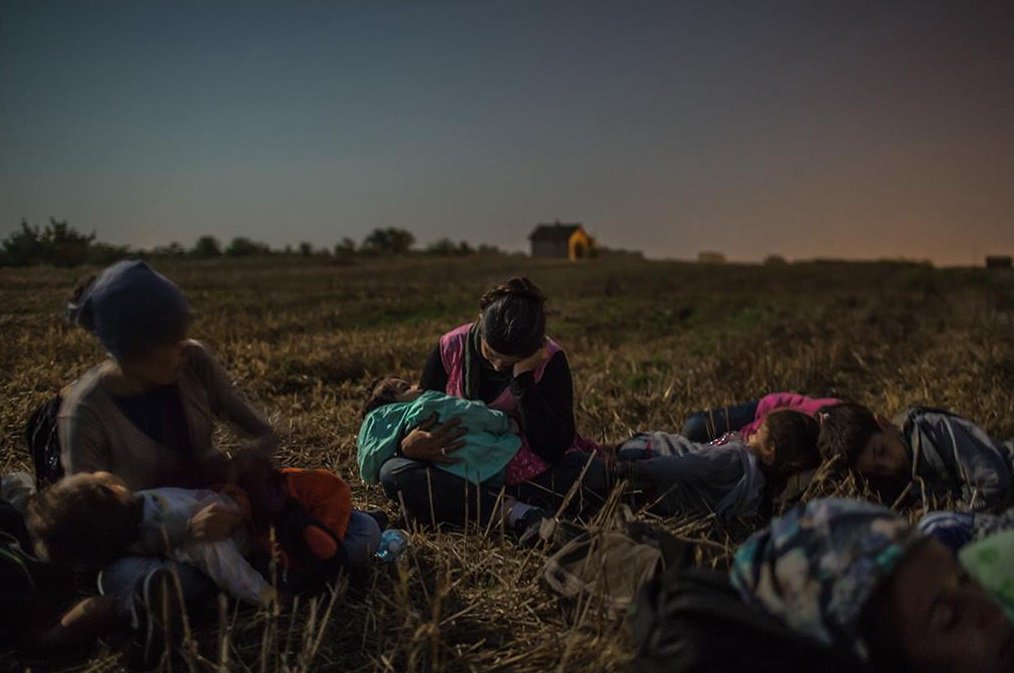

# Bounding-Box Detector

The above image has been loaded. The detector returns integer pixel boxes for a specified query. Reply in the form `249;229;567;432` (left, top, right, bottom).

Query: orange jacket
279;468;353;541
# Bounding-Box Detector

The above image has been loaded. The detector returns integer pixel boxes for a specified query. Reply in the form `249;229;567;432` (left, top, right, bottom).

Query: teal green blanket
357;391;521;485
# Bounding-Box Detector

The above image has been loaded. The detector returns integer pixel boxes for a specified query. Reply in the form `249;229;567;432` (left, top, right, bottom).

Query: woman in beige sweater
57;260;277;658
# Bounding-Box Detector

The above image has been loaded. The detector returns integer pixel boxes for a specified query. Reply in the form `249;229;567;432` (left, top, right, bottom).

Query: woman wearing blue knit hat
731;498;1014;673
62;260;277;489
54;260;283;662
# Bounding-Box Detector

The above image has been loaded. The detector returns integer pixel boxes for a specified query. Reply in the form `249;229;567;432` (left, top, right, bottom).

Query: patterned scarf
730;498;922;658
462;321;483;400
463;321;511;401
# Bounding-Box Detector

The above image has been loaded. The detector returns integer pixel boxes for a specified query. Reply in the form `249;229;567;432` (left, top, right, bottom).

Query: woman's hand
400;414;467;464
512;342;551;378
188;500;244;541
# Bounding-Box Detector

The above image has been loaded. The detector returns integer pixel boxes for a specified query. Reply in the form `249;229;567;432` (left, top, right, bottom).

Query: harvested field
2;256;1013;672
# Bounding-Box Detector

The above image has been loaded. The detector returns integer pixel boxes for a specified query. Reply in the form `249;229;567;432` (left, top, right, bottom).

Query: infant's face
90;471;132;502
394;386;424;403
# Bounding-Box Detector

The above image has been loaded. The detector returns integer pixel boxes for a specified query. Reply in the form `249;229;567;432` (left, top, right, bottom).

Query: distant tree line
0;220;506;267
0;219;129;267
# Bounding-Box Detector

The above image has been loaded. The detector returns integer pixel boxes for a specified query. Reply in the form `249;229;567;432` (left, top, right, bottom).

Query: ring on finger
441;447;447;456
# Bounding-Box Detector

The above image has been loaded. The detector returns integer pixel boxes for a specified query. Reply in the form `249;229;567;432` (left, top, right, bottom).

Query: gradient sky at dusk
1;1;1012;263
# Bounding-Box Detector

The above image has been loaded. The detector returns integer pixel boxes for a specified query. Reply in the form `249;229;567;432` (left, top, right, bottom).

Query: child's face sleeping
746;422;776;466
394;385;424;403
854;417;910;480
863;538;1014;673
89;471;132;503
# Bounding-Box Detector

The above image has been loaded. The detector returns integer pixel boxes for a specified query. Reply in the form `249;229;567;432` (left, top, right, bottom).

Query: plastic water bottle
374;529;409;563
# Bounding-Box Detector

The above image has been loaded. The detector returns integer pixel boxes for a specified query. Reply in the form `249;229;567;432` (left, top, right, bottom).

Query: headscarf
730;497;923;658
67;260;191;360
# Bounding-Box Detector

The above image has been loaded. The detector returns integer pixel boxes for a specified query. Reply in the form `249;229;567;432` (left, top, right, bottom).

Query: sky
1;1;1012;264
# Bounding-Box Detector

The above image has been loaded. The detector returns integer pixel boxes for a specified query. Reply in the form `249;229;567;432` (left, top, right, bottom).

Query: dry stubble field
1;255;1013;672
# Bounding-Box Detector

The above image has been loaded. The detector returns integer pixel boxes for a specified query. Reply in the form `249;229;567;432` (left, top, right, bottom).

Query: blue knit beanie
68;260;191;359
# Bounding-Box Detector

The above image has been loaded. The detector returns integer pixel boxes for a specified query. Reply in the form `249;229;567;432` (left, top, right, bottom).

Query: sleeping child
616;409;821;521
27;471;276;606
357;377;521;486
681;391;841;443
817;402;1014;512
27;466;381;604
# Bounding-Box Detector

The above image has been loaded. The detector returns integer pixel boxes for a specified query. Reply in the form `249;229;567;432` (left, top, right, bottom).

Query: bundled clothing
960;530;1014;622
275;468;355;544
358;391;521;485
897;406;1014;512
617;432;765;520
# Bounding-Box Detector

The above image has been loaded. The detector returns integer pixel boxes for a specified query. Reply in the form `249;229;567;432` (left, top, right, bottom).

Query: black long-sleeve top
420;343;577;464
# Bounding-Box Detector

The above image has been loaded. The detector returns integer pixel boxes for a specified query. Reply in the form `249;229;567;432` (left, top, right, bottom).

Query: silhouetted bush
225;237;272;257
192;235;223;258
362;228;414;255
426;238;476;257
0;218;128;267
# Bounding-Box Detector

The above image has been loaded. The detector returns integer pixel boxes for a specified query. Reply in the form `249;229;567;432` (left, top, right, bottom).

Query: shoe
364;509;390;531
516;507;553;548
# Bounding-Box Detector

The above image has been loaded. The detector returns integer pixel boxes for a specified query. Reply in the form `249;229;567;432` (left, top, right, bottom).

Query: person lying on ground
27;472;277;607
1;496;115;665
818;402;1014;512
681;391;841;443
732;497;1014;673
616;409;821;521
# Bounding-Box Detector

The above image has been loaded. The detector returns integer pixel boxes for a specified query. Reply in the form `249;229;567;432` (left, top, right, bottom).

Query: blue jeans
98;556;216;618
99;511;382;617
379;451;609;528
681;400;759;442
343;510;382;568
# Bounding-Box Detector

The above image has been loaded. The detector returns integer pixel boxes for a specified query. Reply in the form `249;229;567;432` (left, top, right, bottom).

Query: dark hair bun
479;277;546;310
479;277;547;357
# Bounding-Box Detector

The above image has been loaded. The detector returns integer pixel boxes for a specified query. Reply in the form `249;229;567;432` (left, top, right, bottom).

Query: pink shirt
739;392;841;437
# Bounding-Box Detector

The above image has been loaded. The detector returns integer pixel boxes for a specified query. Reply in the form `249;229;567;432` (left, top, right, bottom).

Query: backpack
629;566;893;673
0;520;38;651
25;395;65;490
0;499;30;553
537;506;691;614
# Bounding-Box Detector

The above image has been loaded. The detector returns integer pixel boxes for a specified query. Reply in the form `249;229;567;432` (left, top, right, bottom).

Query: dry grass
1;256;1012;672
